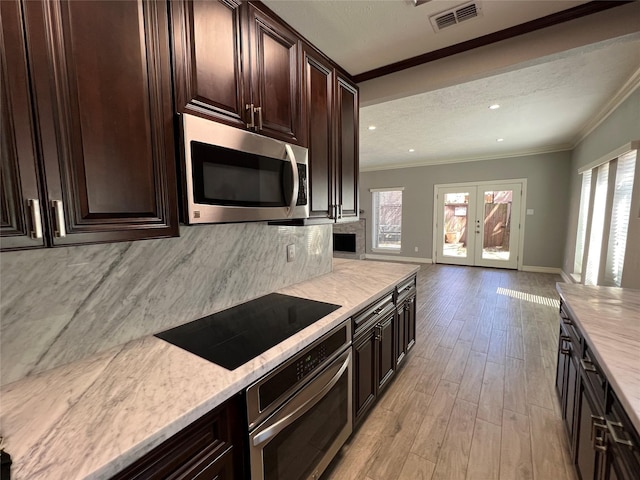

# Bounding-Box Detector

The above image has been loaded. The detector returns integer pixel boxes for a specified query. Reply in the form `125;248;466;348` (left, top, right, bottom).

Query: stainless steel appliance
246;320;352;480
181;113;309;224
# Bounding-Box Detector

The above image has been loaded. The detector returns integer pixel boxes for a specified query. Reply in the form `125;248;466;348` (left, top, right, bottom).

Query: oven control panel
251;321;351;419
295;344;327;380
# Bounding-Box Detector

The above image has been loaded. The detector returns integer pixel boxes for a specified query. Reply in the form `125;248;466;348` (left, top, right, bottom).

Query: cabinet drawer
353;292;394;335
581;345;606;408
112;396;241;480
559;302;582;352
396;276;416;303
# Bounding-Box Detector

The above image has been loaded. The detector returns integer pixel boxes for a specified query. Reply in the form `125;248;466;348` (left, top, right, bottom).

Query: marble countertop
556;283;640;433
0;259;419;480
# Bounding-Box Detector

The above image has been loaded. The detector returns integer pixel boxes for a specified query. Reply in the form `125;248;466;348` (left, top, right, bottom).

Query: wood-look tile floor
323;263;577;480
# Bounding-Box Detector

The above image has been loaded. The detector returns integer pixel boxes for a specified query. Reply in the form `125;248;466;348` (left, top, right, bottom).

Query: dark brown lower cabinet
352;292;397;426
353;308;396;426
555;301;640;480
111;394;244;480
395;276;417;367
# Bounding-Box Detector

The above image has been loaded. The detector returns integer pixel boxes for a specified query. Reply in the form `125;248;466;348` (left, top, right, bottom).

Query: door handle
255;106;263;130
51;200;66;237
28;199;43;239
284;144;299;215
246;103;255;129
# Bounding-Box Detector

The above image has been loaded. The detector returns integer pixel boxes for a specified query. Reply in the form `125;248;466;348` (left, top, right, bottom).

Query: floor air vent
430;2;482;31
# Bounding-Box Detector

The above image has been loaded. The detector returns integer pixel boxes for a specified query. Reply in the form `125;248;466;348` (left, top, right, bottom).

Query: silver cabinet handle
51;200;66;237
28;199;43;239
284;144;298;215
339;204;343;218
252;350;350;447
580;358;597;373
606;420;635;447
255;106;263;130
246;103;255;129
559;335;571;355
591;415;608;453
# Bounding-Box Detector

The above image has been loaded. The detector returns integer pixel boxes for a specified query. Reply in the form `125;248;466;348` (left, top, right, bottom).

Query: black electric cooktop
155;293;341;370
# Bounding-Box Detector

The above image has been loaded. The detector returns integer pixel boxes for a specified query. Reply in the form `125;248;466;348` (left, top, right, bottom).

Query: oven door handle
252;350;350;447
285;144;299;215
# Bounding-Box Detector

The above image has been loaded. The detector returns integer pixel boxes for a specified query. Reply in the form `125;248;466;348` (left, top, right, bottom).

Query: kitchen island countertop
0;259;419;480
556;283;640;433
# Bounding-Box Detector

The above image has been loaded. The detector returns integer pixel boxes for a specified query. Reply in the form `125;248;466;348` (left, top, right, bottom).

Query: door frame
432;178;527;270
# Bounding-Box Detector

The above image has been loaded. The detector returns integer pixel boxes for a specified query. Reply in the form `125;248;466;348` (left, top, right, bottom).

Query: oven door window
263;370;348;480
191;141;293;207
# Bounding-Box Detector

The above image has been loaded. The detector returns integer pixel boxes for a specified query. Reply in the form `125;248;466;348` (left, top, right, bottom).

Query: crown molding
360;144;572;172
572;67;640;148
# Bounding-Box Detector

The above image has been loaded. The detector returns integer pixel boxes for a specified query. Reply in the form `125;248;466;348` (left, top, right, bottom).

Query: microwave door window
191;141;293;207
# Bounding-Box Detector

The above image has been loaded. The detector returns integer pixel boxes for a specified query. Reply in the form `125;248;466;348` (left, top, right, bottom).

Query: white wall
562;89;640;287
360;150;572;268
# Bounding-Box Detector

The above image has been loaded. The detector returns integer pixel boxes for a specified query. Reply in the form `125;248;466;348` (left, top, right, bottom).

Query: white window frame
575;141;638;287
370;187;404;253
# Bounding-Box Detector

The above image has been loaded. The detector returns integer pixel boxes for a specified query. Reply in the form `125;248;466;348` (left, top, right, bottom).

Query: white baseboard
365;253;433;264
521;265;563;275
560;270;576;284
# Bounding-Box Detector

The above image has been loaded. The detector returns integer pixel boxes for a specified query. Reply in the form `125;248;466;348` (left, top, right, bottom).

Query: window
573;170;592;278
584;163;609;285
604;150;637;286
575;146;637;287
371;188;403;251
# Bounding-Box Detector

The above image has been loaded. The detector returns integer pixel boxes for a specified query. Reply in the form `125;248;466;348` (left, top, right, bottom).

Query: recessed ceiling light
497;138;504;142
489;104;500;110
368;125;377;130
408;148;415;152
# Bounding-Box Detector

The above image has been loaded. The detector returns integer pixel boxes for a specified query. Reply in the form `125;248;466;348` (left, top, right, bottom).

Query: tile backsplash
0;223;332;386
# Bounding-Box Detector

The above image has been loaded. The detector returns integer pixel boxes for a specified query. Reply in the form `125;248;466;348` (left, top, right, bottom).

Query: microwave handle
285;144;299;214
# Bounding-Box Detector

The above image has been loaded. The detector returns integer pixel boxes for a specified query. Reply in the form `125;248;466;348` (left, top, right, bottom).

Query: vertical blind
573;170;592;275
584;163;609;286
604;150;637;286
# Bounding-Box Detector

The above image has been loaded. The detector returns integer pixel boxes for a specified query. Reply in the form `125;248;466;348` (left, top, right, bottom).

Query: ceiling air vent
430;2;482;31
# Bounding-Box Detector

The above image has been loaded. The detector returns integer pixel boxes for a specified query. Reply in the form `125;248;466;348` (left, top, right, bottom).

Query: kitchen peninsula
1;259;419;479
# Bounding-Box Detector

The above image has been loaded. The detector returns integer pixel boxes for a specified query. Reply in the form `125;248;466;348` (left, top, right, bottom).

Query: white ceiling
263;0;640;170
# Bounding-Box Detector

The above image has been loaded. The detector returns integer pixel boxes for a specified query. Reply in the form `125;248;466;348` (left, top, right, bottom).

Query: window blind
573;170;592;276
584;163;609;286
604;151;637;286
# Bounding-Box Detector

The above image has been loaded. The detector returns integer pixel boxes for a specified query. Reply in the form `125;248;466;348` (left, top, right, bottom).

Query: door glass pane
482;190;513;261
443;192;469;258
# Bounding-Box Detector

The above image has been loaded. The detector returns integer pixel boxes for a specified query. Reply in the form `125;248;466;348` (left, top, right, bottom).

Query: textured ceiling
360;35;640;170
262;0;640;171
262;0;588;76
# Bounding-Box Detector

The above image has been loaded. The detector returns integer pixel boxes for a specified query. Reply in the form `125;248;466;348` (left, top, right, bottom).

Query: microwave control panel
296;165;307;206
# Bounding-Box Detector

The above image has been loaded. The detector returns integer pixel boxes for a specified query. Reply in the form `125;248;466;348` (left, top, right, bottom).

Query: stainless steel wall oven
246;320;352;480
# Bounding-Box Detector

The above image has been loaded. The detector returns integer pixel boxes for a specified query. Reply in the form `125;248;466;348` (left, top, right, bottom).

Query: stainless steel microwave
181;114;309;224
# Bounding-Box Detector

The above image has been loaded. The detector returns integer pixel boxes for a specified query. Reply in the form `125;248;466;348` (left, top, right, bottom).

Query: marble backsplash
0;223;332;386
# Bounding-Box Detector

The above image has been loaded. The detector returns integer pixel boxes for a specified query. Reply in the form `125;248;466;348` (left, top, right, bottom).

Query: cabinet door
377;314;395;394
575;376;603;480
406;295;416;352
396;305;407;366
335;75;359;222
247;4;302;144
23;0;178;246
303;46;334;221
171;0;246;129
353;330;376;425
0;0;45;250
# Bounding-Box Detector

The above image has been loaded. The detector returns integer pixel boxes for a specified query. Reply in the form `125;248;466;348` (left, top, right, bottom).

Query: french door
435;183;523;269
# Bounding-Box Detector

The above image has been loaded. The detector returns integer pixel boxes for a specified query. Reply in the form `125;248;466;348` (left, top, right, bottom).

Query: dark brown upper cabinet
0;0;45;250
302;45;359;224
335;74;359;222
302;46;334;220
171;0;302;145
1;0;179;251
